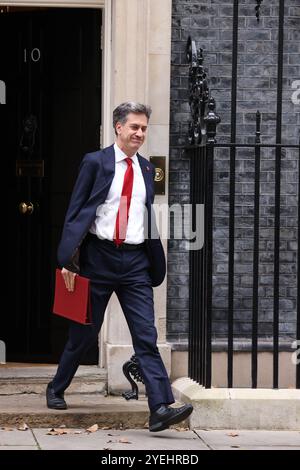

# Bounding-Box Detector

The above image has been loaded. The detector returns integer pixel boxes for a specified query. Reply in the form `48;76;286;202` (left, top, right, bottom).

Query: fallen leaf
118;438;132;444
227;432;239;437
86;424;98;433
17;423;29;431
58;424;66;428
101;426;111;430
176;427;189;432
74;431;83;434
46;429;60;436
1;427;14;431
46;428;72;435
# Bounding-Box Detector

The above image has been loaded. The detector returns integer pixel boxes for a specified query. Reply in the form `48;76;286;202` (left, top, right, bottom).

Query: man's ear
115;122;122;134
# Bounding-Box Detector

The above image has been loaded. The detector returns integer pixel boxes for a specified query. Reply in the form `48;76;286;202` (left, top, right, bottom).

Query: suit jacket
57;144;166;287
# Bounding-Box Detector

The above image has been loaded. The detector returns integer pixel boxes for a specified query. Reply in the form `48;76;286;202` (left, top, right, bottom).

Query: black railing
188;137;300;389
186;0;300;390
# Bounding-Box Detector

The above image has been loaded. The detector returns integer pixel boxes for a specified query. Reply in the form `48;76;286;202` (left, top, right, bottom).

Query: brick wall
168;0;300;345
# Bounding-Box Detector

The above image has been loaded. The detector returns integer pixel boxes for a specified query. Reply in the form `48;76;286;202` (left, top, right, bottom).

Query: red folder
53;269;92;324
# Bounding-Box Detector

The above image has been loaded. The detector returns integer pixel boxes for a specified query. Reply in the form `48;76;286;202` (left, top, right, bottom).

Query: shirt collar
114;143;137;165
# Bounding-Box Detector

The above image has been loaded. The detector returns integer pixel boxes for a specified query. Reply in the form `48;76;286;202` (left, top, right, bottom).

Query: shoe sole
46;401;68;410
149;406;193;432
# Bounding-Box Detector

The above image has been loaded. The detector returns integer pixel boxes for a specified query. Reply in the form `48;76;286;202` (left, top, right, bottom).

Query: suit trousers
52;234;175;411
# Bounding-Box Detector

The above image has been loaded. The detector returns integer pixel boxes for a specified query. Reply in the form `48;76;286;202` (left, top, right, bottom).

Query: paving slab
32;428;208;450
0;428;36;446
194;430;300;450
0;446;38;450
1;427;300;451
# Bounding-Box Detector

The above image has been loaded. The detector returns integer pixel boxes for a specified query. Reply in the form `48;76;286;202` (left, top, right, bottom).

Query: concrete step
0;393;150;428
0;364;107;395
173;377;300;431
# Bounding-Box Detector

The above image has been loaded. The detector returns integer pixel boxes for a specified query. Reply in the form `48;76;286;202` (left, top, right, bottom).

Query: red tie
113;157;134;246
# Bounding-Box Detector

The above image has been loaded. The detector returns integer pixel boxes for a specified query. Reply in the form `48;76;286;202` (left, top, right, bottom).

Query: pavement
1;365;300;453
1;426;300;450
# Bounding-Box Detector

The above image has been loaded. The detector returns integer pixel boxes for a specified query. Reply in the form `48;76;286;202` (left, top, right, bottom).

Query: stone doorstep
0;394;190;430
0;394;148;428
172;377;300;431
0;365;108;395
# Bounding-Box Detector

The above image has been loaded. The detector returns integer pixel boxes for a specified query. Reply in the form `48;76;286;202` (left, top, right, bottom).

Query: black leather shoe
46;382;67;410
149;403;193;432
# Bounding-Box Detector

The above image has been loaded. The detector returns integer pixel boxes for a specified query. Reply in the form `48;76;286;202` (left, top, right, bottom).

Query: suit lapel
137;154;153;205
102;144;116;182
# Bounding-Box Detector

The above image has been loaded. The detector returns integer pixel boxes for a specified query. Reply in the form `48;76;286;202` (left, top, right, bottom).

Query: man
46;102;193;432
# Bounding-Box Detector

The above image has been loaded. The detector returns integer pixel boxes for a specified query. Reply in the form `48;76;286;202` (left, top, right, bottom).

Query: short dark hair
113;102;152;134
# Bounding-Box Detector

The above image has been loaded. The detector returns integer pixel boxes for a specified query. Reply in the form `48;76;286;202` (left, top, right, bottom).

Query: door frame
0;0;112;148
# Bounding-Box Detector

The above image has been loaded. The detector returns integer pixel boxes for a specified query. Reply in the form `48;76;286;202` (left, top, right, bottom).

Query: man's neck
114;141;136;158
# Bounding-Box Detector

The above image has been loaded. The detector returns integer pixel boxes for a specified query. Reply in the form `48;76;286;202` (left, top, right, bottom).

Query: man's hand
61;267;77;292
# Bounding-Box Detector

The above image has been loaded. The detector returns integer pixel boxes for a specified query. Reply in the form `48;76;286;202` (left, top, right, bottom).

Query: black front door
0;8;101;363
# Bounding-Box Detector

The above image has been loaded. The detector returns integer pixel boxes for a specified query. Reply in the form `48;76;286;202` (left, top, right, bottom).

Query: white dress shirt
89;143;147;244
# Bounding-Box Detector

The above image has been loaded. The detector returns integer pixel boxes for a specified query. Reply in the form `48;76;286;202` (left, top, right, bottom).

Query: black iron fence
188;131;300;389
186;0;300;389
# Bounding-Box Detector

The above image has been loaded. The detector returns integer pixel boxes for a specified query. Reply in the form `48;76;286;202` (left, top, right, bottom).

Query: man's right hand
61;267;77;292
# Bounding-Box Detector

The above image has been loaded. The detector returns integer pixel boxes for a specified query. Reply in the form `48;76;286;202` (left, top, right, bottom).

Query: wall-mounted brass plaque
16;160;44;177
150;156;166;195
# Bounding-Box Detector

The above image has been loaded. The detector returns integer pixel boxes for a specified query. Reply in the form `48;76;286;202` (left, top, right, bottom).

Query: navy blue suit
52;145;174;411
57;144;165;287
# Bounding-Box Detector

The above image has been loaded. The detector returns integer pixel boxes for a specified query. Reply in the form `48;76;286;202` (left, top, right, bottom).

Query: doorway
0;7;101;363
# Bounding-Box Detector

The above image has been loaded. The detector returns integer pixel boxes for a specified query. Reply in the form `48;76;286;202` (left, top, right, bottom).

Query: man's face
115;112;148;155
